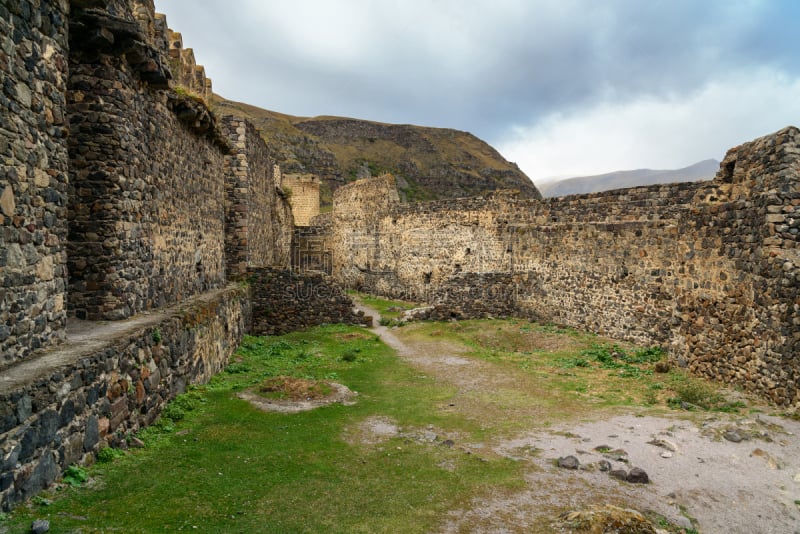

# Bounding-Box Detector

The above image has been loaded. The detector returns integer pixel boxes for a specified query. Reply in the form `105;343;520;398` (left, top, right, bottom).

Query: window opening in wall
720;160;735;184
423;272;432;284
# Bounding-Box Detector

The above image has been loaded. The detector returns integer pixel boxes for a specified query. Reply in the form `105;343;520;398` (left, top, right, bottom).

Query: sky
154;0;800;184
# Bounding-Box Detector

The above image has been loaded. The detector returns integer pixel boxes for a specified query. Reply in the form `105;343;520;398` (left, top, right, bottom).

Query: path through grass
5;314;753;533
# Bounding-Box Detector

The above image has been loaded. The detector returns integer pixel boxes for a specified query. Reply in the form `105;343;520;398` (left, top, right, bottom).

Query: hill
538;159;720;197
211;96;541;207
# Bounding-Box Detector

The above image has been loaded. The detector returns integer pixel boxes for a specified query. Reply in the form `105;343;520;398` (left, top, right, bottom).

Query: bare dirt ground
238;380;357;414
355;302;800;534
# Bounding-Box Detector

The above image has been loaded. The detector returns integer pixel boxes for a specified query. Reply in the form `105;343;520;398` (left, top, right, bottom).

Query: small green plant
96;447;125;464
626;346;664;364
558;357;590;369
63;465;89;487
152;328;162;344
341;350;358;362
224;362;251;374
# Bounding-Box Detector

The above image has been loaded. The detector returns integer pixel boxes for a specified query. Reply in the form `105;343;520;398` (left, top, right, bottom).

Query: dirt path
355;302;800;533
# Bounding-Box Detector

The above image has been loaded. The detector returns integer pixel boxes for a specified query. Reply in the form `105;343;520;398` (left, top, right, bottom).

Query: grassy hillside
211;95;541;207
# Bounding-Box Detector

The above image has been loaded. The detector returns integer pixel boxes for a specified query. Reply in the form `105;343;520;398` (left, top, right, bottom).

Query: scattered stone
674;515;695;531
627;467;650;484
647;438;678;452
604;449;629;463
557;455;580;470
128;437;146;448
441;439;455;448
660;451;673;459
31;519;50;534
598;460;612;472
723;430;743;443
750;448;784;470
794;472;800;483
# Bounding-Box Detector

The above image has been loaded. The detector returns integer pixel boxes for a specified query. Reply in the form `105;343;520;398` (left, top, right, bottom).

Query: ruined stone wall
222;117;293;277
0;285;249;511
292;213;332;274
167;28;212;102
66;1;231;321
248;268;366;336
330;128;800;406
0;0;71;364
283;173;320;226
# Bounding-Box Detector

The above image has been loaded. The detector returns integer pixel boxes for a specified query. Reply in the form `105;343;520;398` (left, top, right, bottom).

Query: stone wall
0;0;308;509
222;117;293;277
282;173;320;226
330;127;800;406
167;28;212;102
0;285;249;511
66;1;229;321
292;213;332;274
0;0;71;364
248;268;367;336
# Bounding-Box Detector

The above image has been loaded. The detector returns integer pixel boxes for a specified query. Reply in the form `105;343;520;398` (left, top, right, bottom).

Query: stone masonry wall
330;127;800;406
282;173;320;226
222;117;293;278
248;268;367;336
292;214;332;274
0;0;71;364
66;1;229;320
0;285;249;511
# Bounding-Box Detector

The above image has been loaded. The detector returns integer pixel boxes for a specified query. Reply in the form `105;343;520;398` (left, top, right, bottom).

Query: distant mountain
212;96;541;207
538;159;720;198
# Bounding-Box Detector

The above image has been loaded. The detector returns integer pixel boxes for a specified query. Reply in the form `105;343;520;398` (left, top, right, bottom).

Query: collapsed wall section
222;117;293;277
248;268;366;336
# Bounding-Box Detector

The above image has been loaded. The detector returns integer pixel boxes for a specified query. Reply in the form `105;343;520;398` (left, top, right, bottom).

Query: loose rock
723;430;743;443
557;455;580;470
627;467;650;484
31;519;50;533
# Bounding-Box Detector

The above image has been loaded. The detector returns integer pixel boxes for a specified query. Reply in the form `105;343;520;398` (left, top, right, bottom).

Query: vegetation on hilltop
211;95;541;207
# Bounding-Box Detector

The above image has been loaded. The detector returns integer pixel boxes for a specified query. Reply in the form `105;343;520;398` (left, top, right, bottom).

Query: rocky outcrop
212;98;541;206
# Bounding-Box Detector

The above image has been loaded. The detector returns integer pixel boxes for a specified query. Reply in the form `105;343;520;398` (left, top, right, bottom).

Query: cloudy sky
154;0;799;184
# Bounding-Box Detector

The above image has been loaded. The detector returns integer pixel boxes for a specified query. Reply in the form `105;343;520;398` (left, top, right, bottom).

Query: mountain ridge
539;159;720;197
211;95;542;206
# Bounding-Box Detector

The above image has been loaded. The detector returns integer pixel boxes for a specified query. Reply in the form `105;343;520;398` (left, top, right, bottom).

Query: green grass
5;325;520;533
349;292;419;322
4;320;748;533
398;319;743;415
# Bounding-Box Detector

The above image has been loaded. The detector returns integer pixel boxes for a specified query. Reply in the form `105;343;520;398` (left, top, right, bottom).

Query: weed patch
62;465;88;487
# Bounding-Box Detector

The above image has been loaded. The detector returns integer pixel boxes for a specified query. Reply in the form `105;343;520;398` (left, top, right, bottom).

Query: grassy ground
4;325;520;533
4;313;749;533
348;291;419;323
397;319;747;418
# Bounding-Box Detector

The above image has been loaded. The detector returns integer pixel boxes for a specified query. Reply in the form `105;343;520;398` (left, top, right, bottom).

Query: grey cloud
155;1;799;145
